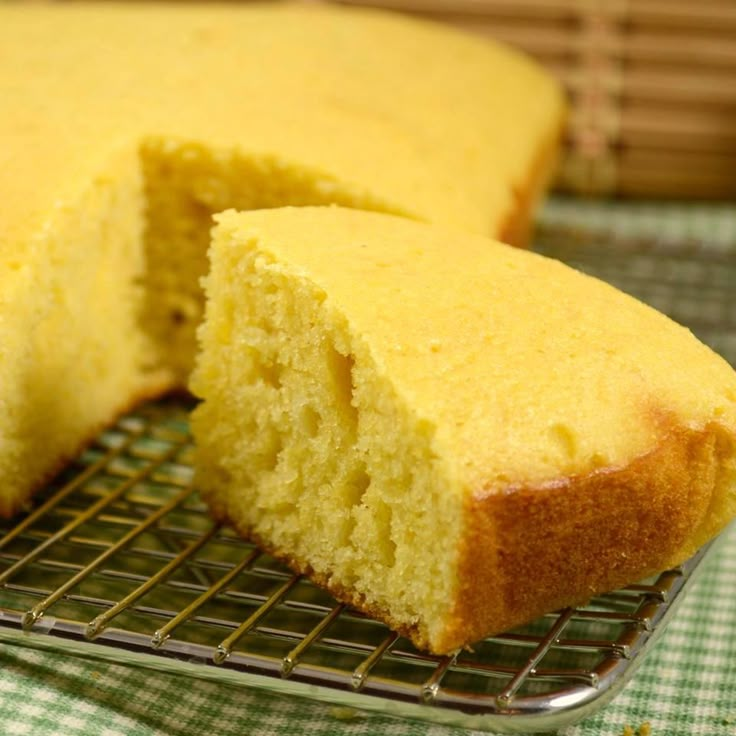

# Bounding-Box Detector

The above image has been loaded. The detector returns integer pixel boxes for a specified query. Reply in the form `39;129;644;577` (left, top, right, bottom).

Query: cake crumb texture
190;207;736;653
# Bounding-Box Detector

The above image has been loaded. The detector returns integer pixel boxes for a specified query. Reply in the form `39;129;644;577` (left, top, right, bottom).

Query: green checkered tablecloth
1;199;735;736
540;198;736;252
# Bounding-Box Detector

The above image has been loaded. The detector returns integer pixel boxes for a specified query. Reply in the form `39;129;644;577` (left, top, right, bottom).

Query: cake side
497;111;566;249
0;147;169;517
0;263;44;517
440;419;736;653
191;207;736;653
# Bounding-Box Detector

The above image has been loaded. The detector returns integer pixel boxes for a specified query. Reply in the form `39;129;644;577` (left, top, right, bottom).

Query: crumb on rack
621;723;651;736
329;706;364;721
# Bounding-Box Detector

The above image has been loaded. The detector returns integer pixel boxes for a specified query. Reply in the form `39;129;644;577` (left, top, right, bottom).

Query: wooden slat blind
323;0;736;198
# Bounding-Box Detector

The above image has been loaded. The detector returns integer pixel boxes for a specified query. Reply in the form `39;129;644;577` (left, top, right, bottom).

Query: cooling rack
0;232;734;734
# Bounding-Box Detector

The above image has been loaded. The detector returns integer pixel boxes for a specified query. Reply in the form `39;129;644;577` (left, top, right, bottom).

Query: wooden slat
618;148;736;174
618;148;736;197
429;25;736;75
620;105;736;153
623;29;736;68
334;0;736;28
332;0;577;20
618;169;736;199
548;68;736;107
621;69;736;105
445;20;575;57
629;0;736;31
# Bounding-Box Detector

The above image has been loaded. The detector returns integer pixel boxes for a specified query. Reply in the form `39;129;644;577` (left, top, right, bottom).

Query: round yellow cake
0;1;564;515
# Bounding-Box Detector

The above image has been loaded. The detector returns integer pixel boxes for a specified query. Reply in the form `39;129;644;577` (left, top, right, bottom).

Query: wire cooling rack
0;232;734;734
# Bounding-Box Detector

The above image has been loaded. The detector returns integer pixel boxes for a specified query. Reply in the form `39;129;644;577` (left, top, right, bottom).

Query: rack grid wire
0;230;734;734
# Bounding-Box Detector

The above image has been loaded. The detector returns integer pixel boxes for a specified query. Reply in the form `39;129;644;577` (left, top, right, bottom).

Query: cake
190;206;736;654
0;2;564;516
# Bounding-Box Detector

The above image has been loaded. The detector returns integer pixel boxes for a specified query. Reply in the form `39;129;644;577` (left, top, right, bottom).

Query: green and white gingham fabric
1;200;735;736
541;197;736;253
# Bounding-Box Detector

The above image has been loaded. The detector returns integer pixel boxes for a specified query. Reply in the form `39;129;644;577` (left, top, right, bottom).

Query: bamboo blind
322;0;736;199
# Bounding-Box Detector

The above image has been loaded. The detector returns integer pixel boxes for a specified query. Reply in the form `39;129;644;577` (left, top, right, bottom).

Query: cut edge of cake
190;218;464;650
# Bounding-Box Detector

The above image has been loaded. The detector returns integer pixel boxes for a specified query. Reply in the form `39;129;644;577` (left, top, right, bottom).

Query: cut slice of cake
190;206;736;654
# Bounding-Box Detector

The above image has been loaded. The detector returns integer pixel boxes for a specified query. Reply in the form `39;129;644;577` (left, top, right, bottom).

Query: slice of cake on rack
190;206;736;654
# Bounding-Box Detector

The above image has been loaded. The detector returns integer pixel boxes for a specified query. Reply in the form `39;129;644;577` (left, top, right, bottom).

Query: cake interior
190;235;462;648
140;138;403;382
2;138;406;516
0;149;157;516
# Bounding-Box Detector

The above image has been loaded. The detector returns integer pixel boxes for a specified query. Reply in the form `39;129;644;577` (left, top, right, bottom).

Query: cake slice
190;206;736;654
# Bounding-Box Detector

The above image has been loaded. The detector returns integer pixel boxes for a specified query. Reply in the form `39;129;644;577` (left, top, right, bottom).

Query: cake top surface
0;1;563;254
211;206;736;492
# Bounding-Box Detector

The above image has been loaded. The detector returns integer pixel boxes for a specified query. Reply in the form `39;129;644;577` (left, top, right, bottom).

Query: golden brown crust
441;420;731;653
201;417;735;655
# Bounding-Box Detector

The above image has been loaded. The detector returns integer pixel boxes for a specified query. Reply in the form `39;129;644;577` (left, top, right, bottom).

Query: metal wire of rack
0;232;733;734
